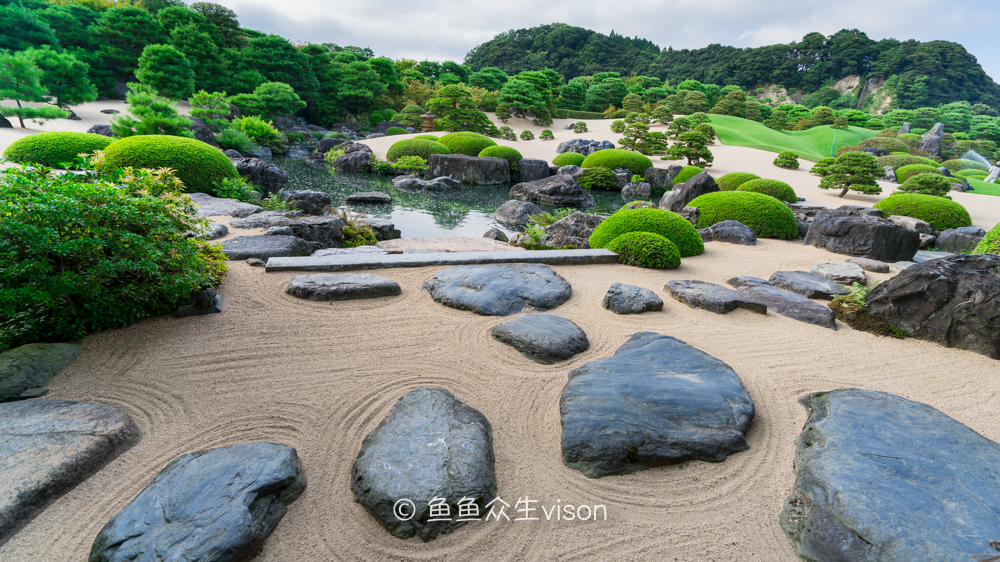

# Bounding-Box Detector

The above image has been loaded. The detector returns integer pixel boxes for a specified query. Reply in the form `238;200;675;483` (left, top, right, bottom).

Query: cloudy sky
219;0;1000;83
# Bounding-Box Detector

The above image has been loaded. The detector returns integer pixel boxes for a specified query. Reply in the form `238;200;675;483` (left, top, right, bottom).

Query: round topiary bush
553;152;585;167
873;193;971;231
956;169;989;180
941;159;989;173
688;191;798;239
589;208;705;257
101;135;237;193
859;137;910;154
578;167;619;190
896;164;943;183
436;131;497;157
898;173;954;197
386;138;452;161
973;223;1000;255
773;150;800;169
3;132;115;167
876;154;926;169
581;148;653;176
717;172;760;191
479;145;523;169
519;129;534;140
607;231;681;268
385;127;408;136
672;165;704;186
413;134;440;141
737;178;797;203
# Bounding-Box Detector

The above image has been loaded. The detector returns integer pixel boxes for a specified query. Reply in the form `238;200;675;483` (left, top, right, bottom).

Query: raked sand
2;105;1000;561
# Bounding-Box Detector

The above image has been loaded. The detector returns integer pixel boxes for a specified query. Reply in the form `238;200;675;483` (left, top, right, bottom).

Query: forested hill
464;24;1000;110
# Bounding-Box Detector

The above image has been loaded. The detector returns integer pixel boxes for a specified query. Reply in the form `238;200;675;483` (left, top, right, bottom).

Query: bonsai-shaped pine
394;104;424;128
618;113;668;156
688;112;710;125
810;157;836;177
621;92;645;114
664;131;713;167
252;81;306;119
495;103;512;123
808;106;835;127
610;120;626;133
539;129;554;140
898;173;953;198
709;89;746;117
23;48;98;111
831;116;850;130
111;82;193;137
520;129;534;140
773;150;800;169
694;123;716;144
573;121;587;133
188;90;231;132
0;51;68;128
497;79;543;121
651;105;673;125
135;44;195;99
819;151;882;197
624;112;640;123
498;126;517;141
666;116;693;139
426;84;498;135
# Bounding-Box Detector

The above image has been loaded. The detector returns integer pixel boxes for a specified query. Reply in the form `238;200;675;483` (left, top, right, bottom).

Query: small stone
483;228;509;242
177;288;223;318
346;191;392;203
285;273;402;301
0;343;83;402
699;220;756;245
665;280;767;315
491;314;590;363
736;285;838;330
602;283;664;314
246;258;265;267
725;276;769;288
846;257;890;273
811;262;867;285
768;271;849;299
266;226;294;236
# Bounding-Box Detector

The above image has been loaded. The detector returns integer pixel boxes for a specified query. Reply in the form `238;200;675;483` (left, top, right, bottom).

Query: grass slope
707;114;877;162
966;177;1000;196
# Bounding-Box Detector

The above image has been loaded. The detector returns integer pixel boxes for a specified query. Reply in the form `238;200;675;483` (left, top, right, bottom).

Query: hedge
737;178;797;203
554;109;607;120
552;152;585;167
688;191;798;239
973;222;1000;255
581;149;653;176
873;193;972;231
607;232;681;268
479;145;523;169
898;173;953;197
895;164;943;183
385;127;408;136
589;208;705;257
413;134;440;141
717;172;760;191
876;154;927;169
436;132;497;157
3;132;115;167
956;169;989;180
101;135;238;194
859;137;910;153
386;138;452;161
673;165;704;185
941;159;989;173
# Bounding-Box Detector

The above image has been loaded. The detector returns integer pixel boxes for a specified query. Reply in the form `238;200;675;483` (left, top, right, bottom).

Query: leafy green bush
101;135;239;193
607;231;681;268
810;157;836;177
973;222;1000;255
859;137;910;153
214;176;261;203
611;120;626;133
385;126;408;136
672;165;704;185
233;115;285;155
286;131;305;144
552;152;585;167
573;121;588;133
581;148;653;175
498;126;517;141
898;173;953;197
3;132;114;167
589;208;705;257
896;164;943;183
0;166;227;352
688;191;798;239
436;131;497;157
215;128;255;153
385;139;452;161
539;129;554;140
578;167;619;190
873;193;971;230
716;172;760;191
529;207;575;227
956;169;989;180
941;159;989;172
479;145;523;170
520;129;534;140
773;150;799;169
737;178;797;203
876;154;927;169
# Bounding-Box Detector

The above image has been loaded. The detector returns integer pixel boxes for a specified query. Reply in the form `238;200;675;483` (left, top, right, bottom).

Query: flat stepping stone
768;271;848;299
285;273;401;301
846;257;889;273
912;249;954;263
781;389;1000;561
1;400;140;544
665;280;766;315
352;388;495;542
189;192;263;218
91;442;304;560
422;263;572;316
346;191;392;203
0;343;82;402
491;314;589;363
602;283;663;314
811;262;866;285
736;284;837;330
725;276;769;288
220;235;312;260
312;246;388;257
560;332;754;478
698;220;756;245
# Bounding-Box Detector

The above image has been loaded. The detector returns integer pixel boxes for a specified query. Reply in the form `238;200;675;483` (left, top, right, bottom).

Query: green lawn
966;177;1000;196
707;114;877;162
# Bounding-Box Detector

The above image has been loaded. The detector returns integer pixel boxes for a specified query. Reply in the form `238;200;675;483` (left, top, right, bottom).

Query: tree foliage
111;82;193;137
819;151;882;197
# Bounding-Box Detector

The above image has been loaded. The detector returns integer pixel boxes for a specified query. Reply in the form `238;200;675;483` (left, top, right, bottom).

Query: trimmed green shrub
873;193;971;231
3;132;114;167
898;173;954;198
436;131;497;156
589;208;705;257
673;165;704;185
498;126;517;141
896;164;943;183
553;109;607;120
101;135;238;193
717;172;759;191
973;223;1000;255
737;178;797;203
941;159;989;172
582;149;653;175
810;157;836;177
578;167;619;190
773;150;799;169
573;121;588;133
215;128;255;154
956;169;989;180
552;152;585;167
413;134;440;141
519;129;534;140
876;154;927;169
611;120;627;133
607;231;681;268
539;129;554;140
386;139;451;161
859;137;910;153
479;145;523;169
688;191;798;239
385;127;408;136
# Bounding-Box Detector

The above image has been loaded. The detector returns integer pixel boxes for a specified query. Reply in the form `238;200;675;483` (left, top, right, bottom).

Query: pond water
274;157;633;239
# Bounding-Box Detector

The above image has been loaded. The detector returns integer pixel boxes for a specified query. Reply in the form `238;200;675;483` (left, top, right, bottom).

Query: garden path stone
804;210;920;262
768;271;848;299
221;235;312;260
736;285;837;330
346;191;392;203
90;442;304;562
602;283;663;314
189;193;263;218
491;314;589;363
351;388;495;542
725;276;769;288
846;257;889;273
698;220;756;245
285;273;401;301
781;389;1000;562
665;280;766;315
0;344;83;402
422;264;572;316
560;332;754;478
811;262;867;285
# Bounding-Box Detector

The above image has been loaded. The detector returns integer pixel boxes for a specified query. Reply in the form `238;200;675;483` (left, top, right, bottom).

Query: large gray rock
698;220;756;246
220;235;312;260
898;122;911;134
515;158;549;183
620;181;652;200
733;283;838;330
665;280;767;315
492;200;543;225
835;205;882;217
918;122;945;156
1;400;140;546
866;254;1000;358
881;165;897;183
509;174;595;207
366;219;400;241
197;222;228;241
541;212;604;249
811;262;867;285
658;172;719;212
803;210;920;262
392;175;462;191
422;264;572;316
0;344;83;402
279;189;331;215
602;283;663;314
425;154;510;185
781;389;1000;562
556;138;614;156
285;273;401;301
557;165;583;180
846;257;890;273
316;137;347;153
90;442;304;562
491;314;589;363
351;388;495;542
560;332;754;478
611;167;631;189
333;143;374;173
230;213;347;250
643;165;682;191
935;226;986;253
768;271;849;299
887;214;932;235
189;192;263;218
187;117;219;147
86;124;113;137
232;157;289;194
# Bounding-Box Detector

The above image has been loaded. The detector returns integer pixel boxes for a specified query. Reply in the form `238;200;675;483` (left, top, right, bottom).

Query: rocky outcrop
491;314;589;363
425;154;510;185
665;280;767;315
0;344;83;402
918;122;945;156
422;264;572;316
492;200;543;225
887;215;932;235
187;117;219;147
86;124;113;137
803;210;920;262
515;158;549;183
556;138;614;156
279;189;331;215
333;142;375;173
935;227;986;254
658;173;719;212
602;283;663;314
232;157;289;194
621;181;652;199
541;212;604;248
557;165;583;180
509;174;595;207
230;212;347;250
392;175;461;191
316;137;347;153
189;192;263;218
644;165;683;191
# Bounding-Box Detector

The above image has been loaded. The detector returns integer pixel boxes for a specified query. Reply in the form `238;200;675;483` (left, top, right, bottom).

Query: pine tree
664;131;713;167
666;116;693;139
622;92;644;114
831;116;850;130
23;47;97;109
819;151;882;197
809;106;835;127
426;84;497;134
764;110;788;130
0;4;58;52
89;6;167;85
136;44;195;99
0;52;69;128
495;104;512;123
253;81;305;118
188;89;230;131
651;105;673;125
683;91;709;114
111;82;193;137
618;114;668;155
497;79;543;120
709;89;746;117
171;23;228;92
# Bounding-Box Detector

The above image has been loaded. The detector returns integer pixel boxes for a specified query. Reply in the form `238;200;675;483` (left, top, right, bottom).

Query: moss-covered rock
973;223;1000;255
873;193;972;231
717;172;760;191
589;208;704;257
941;159;989;173
436;132;497;157
688;191;798;239
607;231;681;268
581;149;653;176
386;139;452;161
101;135;238;193
3;132;114;167
737;178;797;203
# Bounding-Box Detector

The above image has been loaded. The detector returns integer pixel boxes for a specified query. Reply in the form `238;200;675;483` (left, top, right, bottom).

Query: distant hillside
465;24;1000;111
